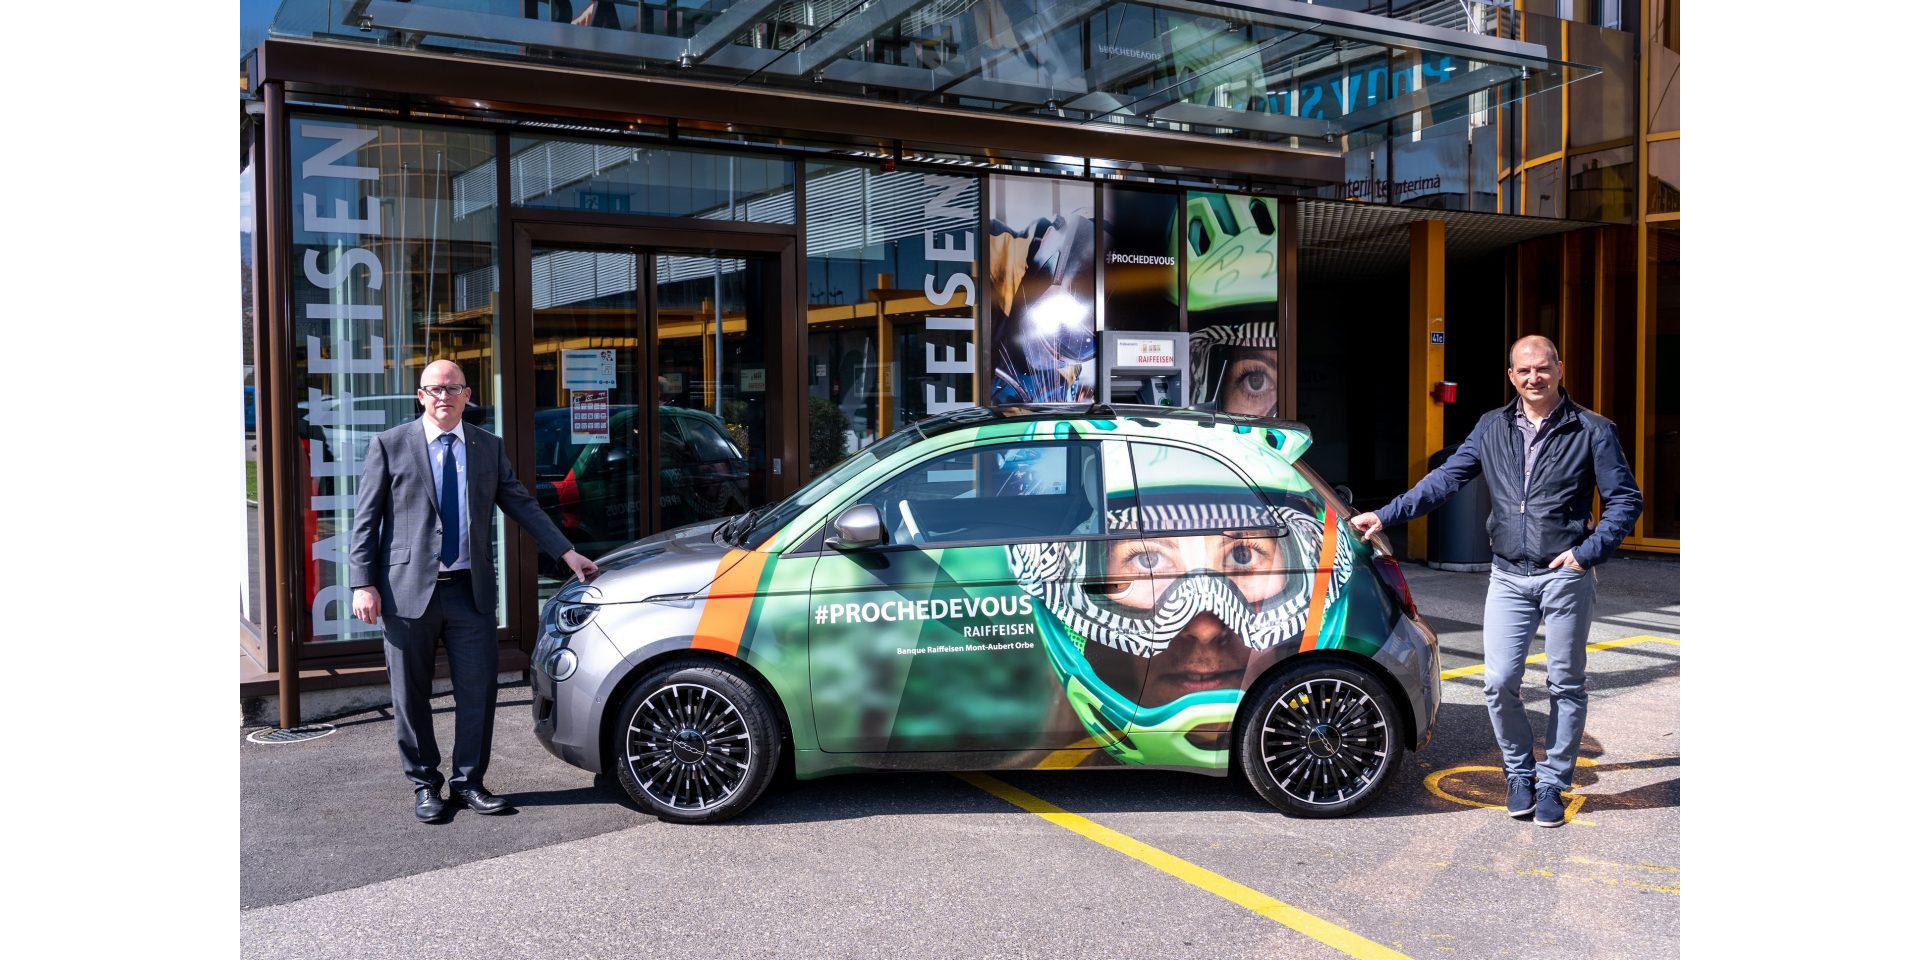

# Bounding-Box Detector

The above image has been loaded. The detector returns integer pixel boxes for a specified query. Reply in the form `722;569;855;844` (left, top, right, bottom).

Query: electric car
531;405;1440;824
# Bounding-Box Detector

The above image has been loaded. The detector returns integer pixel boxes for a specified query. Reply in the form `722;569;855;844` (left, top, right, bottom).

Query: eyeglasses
419;384;470;399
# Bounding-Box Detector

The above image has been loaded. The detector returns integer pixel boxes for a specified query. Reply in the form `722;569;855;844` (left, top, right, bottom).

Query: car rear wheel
612;663;780;824
1237;662;1402;818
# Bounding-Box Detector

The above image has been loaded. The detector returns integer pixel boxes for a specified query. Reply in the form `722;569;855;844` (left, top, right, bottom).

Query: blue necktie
438;434;460;567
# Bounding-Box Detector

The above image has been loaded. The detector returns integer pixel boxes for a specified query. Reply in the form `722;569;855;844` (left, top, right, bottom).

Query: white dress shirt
422;417;472;572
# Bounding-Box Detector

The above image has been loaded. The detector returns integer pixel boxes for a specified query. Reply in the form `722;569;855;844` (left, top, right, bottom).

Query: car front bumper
530;621;623;774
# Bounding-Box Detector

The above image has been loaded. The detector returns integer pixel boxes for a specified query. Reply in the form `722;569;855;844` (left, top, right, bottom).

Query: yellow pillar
1408;220;1446;561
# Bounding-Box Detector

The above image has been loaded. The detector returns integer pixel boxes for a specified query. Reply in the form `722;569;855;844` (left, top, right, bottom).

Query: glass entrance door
528;246;647;600
653;252;773;529
524;244;779;602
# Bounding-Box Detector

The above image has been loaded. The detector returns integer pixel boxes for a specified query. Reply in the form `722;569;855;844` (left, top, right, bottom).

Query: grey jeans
1482;565;1596;791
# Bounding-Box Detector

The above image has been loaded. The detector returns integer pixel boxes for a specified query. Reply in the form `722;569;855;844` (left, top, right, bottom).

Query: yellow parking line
1441;634;1680;681
958;773;1411;960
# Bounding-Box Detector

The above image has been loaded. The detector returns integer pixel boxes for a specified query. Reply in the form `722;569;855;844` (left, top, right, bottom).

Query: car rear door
1119;441;1329;764
807;437;1148;754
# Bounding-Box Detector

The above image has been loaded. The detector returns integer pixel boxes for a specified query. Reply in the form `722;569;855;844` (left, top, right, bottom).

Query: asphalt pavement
241;553;1680;960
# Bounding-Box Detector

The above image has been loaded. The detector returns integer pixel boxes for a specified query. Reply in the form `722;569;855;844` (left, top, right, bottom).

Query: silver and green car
531;405;1441;823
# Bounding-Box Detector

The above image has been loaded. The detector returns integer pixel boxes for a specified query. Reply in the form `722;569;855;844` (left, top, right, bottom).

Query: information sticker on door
562;349;617;390
570;390;609;444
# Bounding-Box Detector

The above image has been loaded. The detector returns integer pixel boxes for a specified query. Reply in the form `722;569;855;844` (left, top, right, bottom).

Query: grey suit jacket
350;420;575;621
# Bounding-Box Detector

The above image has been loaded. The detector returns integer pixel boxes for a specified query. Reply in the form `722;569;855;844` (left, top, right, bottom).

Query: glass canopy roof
271;1;1592;149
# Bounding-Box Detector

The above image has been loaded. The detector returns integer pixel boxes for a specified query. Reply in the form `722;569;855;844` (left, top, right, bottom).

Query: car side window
856;441;1104;546
1125;442;1277;533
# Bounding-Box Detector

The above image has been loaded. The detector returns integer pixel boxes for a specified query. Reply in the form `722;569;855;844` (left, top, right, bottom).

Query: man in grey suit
351;360;600;823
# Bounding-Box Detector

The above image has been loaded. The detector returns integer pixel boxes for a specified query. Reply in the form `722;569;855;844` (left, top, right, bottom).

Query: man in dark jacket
1351;336;1642;827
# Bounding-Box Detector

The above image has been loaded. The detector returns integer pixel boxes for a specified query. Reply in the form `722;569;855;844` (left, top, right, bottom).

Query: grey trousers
383;576;499;793
1482;565;1596;791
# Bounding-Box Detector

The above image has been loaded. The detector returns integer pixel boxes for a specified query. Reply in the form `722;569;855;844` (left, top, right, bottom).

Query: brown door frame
506;219;799;652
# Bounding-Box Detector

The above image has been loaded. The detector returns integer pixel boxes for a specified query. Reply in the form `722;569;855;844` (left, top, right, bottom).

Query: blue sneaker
1534;786;1567;827
1506;776;1536;818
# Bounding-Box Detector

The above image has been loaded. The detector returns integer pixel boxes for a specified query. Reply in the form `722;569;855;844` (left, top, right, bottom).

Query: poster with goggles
988;176;1098;404
1180;192;1282;416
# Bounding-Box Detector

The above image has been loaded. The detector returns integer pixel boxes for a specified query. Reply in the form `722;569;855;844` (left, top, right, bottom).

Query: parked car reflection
533;405;751;579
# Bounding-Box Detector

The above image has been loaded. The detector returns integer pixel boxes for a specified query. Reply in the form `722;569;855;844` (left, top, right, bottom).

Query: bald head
1508;335;1560;369
420;359;467;388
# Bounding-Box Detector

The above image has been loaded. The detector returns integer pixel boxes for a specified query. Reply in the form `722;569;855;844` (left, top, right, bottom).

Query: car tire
1237;661;1403;818
611;662;781;825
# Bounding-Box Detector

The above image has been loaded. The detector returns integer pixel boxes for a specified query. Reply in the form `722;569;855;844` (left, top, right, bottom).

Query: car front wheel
612;663;780;824
1237;662;1402;818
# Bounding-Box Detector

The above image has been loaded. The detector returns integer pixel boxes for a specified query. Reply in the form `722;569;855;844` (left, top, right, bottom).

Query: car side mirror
1333;484;1356;506
826;504;887;550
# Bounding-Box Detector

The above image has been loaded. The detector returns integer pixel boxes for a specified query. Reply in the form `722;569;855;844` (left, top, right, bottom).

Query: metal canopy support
683;0;785;63
774;0;946;78
928;0;1109;91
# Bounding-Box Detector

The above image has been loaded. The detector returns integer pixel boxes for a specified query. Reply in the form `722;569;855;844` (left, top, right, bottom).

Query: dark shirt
1514;396;1564;507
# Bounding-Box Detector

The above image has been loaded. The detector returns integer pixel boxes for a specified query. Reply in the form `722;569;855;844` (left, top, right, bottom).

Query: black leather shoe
415;787;447;823
454;786;512;815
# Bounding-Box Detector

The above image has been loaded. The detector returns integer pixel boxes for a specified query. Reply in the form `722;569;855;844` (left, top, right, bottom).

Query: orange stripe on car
690;550;771;657
1296;509;1344;653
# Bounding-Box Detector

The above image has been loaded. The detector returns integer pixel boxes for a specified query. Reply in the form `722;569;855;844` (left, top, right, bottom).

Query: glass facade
1646;222;1679;541
288;117;504;643
508;135;795;222
804;162;981;473
241;154;262;629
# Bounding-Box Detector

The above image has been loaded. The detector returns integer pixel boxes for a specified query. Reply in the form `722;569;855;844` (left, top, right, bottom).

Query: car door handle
1082;580;1131;595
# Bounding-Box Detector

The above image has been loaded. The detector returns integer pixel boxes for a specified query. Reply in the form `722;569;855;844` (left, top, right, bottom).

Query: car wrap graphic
629;415;1390;775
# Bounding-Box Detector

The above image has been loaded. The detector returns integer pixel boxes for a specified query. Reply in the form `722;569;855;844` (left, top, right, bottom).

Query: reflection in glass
1524;159;1562;218
1568;146;1635;222
1648;139;1679;215
1646;223;1679;540
654;253;770;528
507;135;794;222
288;117;503;642
528;247;644;602
804;162;980;473
1568;20;1635;149
1520;12;1562;162
241;157;262;627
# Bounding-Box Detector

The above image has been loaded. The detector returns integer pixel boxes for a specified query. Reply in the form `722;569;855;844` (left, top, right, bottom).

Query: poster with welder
987;176;1097;404
1183;191;1282;417
1099;185;1180;332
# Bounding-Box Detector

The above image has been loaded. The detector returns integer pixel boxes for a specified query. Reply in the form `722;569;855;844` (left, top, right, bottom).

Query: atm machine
1098;330;1189;406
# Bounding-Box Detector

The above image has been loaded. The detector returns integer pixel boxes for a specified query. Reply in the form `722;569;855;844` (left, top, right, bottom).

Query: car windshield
733;426;924;548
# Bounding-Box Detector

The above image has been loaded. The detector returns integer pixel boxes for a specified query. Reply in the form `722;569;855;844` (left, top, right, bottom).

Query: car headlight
551;601;598;635
541;581;602;636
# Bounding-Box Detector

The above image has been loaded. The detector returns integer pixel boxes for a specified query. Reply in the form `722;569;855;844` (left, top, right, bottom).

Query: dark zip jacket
1375;390;1644;568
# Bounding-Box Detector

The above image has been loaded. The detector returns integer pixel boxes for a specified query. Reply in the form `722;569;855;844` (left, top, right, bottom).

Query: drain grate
246;723;338;745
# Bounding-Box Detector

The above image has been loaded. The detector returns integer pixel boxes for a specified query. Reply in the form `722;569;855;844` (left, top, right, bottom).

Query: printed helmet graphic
1007;490;1352;768
1172;193;1280;314
1189;320;1277;413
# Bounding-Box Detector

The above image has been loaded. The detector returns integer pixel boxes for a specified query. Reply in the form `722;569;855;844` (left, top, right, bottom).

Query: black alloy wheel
612;663;781;824
1237;663;1402;818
